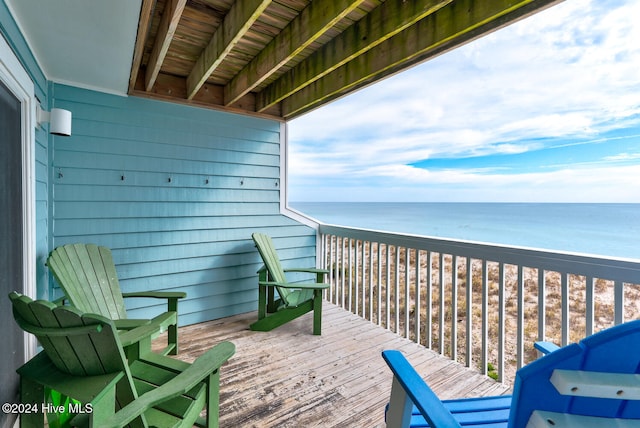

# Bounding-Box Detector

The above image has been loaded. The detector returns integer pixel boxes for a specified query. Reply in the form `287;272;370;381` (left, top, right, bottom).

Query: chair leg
20;377;45;427
168;298;179;355
206;371;220;428
313;290;323;335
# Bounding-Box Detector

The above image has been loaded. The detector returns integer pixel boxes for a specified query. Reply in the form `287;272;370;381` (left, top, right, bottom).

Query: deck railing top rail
319;223;640;283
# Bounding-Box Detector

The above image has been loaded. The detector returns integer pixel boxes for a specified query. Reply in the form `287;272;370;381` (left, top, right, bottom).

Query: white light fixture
37;105;72;136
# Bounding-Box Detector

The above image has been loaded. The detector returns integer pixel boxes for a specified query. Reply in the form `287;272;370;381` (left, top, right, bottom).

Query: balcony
170;301;510;427
162;222;640;426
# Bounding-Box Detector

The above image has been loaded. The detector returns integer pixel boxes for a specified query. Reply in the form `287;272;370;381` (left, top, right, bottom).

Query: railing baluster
405;248;411;339
481;259;488;375
377;243;382;326
439;252;445;356
615;280;624;325
426;251;432;349
341;237;346;309
538;268;546;342
498;262;505;382
386;245;391;330
369;241;374;322
465;257;472;368
354;239;359;315
516;266;524;369
451;255;458;363
586;276;594;336
331;236;335;305
395;246;401;335
362;241;367;319
415;250;422;346
561;273;569;346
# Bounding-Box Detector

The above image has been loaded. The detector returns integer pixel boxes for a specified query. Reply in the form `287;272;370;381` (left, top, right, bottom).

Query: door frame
0;31;37;360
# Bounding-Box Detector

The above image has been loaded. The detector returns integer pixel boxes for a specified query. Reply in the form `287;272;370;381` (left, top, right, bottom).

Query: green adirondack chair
47;243;185;356
9;291;235;428
250;232;330;335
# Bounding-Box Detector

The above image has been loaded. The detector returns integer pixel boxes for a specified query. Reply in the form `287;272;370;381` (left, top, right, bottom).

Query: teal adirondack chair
250;232;329;335
10;292;235;428
47;243;185;355
383;320;640;427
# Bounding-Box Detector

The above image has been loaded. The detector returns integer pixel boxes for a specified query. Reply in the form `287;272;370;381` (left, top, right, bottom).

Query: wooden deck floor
170;301;511;427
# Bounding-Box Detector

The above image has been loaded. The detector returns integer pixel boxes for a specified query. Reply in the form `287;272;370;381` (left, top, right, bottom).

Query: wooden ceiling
128;0;563;121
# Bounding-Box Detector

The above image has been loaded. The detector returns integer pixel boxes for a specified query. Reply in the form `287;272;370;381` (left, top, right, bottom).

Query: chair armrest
382;350;461;428
113;319;151;330
106;341;236;428
258;280;330;290
52;295;67;306
534;341;561;355
121;291;186;299
119;323;165;348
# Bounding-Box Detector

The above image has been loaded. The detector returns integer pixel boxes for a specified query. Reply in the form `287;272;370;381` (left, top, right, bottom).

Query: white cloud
287;0;640;202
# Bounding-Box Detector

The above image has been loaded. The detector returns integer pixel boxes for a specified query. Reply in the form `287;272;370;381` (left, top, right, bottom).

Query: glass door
0;72;24;428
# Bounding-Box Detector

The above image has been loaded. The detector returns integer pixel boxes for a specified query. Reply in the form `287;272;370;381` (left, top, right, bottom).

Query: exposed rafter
186;0;273;100
128;0;156;93
145;0;187;91
224;0;368;107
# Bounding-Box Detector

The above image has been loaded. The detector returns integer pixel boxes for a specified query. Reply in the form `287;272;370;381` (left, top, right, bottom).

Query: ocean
289;202;640;260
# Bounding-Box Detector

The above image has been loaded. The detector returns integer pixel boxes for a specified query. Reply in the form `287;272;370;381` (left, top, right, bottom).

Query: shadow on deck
169;301;511;427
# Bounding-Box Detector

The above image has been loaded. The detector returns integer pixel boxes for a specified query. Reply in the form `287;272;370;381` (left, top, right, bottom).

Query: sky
287;0;640;203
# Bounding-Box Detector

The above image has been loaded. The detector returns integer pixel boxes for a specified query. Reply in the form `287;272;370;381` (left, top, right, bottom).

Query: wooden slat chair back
47;243;185;355
383;319;640;428
10;292;235;428
250;232;329;335
47;243;126;319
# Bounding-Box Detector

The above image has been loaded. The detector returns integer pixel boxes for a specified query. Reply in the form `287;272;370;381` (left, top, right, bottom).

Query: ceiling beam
255;0;454;113
186;0;273;100
280;0;563;118
145;0;187;91
128;0;156;93
224;0;368;107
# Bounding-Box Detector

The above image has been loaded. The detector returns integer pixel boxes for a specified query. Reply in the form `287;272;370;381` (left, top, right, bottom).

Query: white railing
318;223;640;384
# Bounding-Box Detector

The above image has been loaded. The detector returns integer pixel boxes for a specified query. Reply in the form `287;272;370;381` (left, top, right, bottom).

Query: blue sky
287;0;640;202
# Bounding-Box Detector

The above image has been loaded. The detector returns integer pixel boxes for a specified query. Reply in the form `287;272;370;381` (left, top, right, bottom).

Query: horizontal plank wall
0;0;49;300
50;83;316;325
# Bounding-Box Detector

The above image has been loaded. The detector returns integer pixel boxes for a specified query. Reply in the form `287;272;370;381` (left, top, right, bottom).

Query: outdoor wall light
37;105;72;136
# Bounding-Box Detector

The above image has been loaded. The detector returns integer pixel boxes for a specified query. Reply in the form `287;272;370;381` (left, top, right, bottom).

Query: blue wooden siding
50;83;316;325
1;1;50;300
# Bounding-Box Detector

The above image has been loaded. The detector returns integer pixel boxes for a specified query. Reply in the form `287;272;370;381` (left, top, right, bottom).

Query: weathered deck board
167;301;512;427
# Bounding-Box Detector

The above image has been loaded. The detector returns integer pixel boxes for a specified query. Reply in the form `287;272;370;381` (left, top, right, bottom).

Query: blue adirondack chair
383;320;640;428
